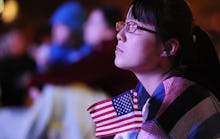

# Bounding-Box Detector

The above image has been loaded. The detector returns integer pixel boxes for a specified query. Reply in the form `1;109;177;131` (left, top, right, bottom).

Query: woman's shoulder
155;76;220;138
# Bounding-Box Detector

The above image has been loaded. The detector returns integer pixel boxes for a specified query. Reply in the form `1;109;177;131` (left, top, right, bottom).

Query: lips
115;45;124;53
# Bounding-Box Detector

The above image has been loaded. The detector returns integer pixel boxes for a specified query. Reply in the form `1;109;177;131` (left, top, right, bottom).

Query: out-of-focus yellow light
2;0;19;23
0;0;4;13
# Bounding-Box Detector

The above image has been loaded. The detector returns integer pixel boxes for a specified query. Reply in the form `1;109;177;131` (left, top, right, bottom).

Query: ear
161;39;180;57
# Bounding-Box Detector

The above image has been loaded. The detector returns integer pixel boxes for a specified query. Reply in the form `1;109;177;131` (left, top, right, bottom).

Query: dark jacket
0;54;36;106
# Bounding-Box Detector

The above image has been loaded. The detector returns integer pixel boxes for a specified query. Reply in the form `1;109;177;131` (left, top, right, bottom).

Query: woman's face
84;9;111;47
51;23;72;45
114;7;163;73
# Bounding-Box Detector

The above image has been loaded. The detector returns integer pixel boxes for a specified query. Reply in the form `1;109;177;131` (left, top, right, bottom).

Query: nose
116;28;126;42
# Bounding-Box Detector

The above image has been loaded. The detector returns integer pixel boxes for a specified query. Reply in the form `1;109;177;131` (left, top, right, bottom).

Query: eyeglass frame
116;21;157;34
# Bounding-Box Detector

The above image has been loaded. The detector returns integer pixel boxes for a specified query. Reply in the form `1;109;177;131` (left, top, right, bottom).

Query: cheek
135;39;162;68
115;40;146;70
115;36;162;71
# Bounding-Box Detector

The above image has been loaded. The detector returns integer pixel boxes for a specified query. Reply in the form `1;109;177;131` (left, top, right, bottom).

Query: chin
114;59;130;71
114;59;123;68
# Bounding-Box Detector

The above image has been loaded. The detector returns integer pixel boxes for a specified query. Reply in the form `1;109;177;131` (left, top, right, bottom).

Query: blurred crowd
0;0;219;139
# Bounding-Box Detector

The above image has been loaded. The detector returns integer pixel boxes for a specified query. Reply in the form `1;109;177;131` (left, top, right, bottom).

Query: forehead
88;9;104;21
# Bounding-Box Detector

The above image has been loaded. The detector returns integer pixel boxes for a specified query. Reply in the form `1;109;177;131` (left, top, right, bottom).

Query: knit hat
50;1;85;33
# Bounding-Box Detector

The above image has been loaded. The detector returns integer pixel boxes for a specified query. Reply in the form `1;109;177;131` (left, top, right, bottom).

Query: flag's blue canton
112;91;134;116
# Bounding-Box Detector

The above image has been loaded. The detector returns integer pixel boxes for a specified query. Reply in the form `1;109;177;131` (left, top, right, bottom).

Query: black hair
130;0;220;99
181;26;220;99
96;4;122;29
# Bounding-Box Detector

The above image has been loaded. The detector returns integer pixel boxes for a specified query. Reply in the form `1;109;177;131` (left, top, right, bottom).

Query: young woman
88;0;220;138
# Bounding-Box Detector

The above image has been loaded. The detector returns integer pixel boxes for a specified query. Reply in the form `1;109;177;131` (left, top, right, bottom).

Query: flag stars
113;93;134;116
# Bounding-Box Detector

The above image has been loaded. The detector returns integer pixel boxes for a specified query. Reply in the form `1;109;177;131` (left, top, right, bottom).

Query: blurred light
0;0;4;13
2;0;19;23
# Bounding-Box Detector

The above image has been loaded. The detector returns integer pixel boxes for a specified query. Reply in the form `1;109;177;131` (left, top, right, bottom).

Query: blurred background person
48;1;92;68
0;25;37;107
84;4;119;50
32;1;92;73
0;25;37;139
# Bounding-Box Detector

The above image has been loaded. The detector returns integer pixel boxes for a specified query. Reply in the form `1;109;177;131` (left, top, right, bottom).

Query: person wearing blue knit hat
46;1;92;69
50;1;84;33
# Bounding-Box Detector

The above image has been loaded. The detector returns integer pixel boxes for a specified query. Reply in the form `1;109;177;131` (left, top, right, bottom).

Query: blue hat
50;1;85;33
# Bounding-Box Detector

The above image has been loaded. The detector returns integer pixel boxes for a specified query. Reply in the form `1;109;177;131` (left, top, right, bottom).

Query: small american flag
87;89;143;138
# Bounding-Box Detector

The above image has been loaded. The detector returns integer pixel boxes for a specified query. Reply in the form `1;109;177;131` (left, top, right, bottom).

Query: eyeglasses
116;21;157;34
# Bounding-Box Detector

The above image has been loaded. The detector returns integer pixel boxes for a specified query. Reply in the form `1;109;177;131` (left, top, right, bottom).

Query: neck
134;69;171;96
